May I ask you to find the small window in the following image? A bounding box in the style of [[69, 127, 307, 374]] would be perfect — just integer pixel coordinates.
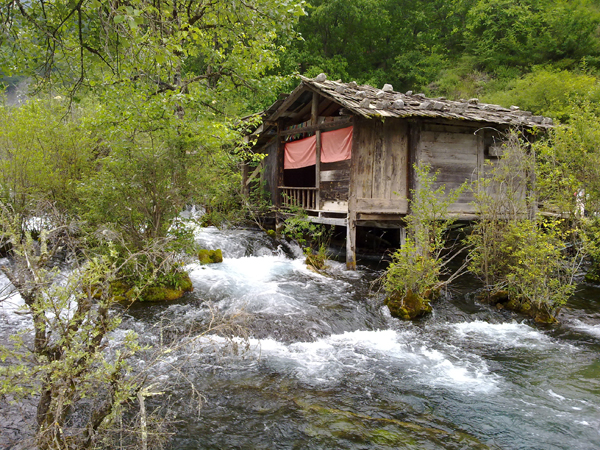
[[486, 144, 504, 159]]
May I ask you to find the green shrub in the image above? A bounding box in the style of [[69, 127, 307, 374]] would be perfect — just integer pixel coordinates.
[[383, 165, 465, 320]]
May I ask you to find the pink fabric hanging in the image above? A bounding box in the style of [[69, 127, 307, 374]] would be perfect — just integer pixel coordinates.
[[321, 126, 353, 163], [284, 135, 316, 169]]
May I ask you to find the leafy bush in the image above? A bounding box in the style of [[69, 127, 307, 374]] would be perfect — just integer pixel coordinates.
[[504, 220, 578, 318]]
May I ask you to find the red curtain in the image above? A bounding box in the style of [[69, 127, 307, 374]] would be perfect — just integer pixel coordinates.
[[322, 126, 353, 163], [284, 135, 316, 169], [283, 126, 353, 170]]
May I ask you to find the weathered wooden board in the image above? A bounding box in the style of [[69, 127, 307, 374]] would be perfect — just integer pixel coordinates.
[[321, 170, 349, 183], [383, 119, 408, 200], [321, 159, 351, 183], [417, 130, 481, 205], [422, 123, 480, 134], [320, 181, 349, 202], [322, 200, 348, 212], [350, 118, 408, 206], [352, 118, 376, 200], [355, 197, 409, 214], [372, 122, 386, 199]]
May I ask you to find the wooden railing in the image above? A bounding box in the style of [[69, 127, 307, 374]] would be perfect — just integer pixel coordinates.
[[279, 187, 317, 210]]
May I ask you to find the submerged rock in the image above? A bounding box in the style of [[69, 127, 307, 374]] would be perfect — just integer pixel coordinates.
[[198, 248, 223, 264], [385, 290, 433, 320]]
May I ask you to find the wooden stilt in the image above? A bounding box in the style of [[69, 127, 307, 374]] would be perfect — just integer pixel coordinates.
[[346, 212, 357, 270], [312, 92, 321, 211]]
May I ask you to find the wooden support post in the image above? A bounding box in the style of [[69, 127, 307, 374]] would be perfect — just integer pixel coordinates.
[[346, 212, 357, 270], [346, 116, 358, 270], [312, 91, 321, 211], [315, 131, 321, 210], [276, 119, 284, 208], [407, 120, 421, 212]]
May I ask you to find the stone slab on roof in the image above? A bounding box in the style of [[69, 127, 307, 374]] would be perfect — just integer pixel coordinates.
[[289, 75, 553, 128]]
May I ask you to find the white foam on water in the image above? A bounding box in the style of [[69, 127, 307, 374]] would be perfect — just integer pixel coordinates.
[[186, 253, 358, 317], [0, 267, 28, 331], [548, 389, 566, 401], [187, 256, 315, 314], [451, 320, 555, 348], [569, 319, 600, 338], [193, 226, 280, 259], [230, 329, 500, 393]]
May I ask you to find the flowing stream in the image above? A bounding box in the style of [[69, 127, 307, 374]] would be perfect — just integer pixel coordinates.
[[2, 226, 600, 449]]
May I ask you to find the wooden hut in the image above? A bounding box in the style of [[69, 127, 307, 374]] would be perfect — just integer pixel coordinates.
[[244, 74, 553, 269]]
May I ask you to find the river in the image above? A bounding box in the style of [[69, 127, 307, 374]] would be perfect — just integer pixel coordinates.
[[2, 225, 600, 449]]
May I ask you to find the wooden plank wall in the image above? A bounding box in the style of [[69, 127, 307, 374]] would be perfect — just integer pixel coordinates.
[[261, 139, 279, 203], [417, 124, 483, 214], [350, 118, 409, 214], [319, 159, 350, 210]]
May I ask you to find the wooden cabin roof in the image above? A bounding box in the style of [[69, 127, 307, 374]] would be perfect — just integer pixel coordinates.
[[269, 74, 554, 128], [244, 74, 553, 148]]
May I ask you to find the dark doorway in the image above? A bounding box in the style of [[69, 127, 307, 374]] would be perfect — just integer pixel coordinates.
[[284, 165, 316, 187]]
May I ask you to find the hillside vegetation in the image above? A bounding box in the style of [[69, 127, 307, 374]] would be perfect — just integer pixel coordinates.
[[276, 0, 600, 122]]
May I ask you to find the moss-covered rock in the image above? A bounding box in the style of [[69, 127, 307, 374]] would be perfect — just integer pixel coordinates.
[[137, 272, 194, 302], [480, 290, 558, 323], [139, 286, 187, 302], [94, 272, 195, 303], [385, 290, 433, 320], [305, 248, 327, 272], [198, 248, 223, 264]]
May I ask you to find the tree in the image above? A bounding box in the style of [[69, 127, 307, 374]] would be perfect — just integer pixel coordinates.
[[0, 0, 305, 100], [0, 202, 151, 449], [464, 0, 600, 72], [383, 165, 465, 320], [0, 98, 95, 214], [468, 132, 582, 322]]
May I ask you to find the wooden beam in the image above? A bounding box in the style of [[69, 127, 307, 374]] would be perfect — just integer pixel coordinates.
[[355, 198, 409, 214], [356, 213, 405, 221], [270, 84, 308, 121], [346, 116, 359, 270], [307, 216, 347, 226], [279, 117, 353, 137], [245, 160, 264, 186]]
